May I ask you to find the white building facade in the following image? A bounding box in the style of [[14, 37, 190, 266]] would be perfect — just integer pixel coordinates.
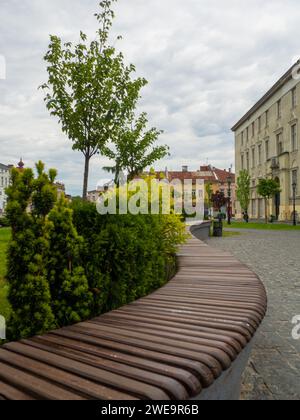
[[233, 62, 300, 221], [0, 163, 10, 214]]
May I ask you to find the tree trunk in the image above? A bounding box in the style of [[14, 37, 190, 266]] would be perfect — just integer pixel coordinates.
[[82, 155, 90, 200], [265, 198, 268, 224]]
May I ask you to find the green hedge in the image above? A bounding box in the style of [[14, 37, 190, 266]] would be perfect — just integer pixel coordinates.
[[0, 217, 10, 228], [5, 163, 187, 341], [71, 200, 183, 315]]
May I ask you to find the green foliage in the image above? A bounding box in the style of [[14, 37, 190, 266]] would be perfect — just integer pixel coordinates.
[[103, 112, 169, 182], [71, 199, 187, 315], [5, 163, 92, 340], [0, 228, 11, 320], [41, 0, 148, 199], [257, 178, 281, 223], [5, 165, 56, 339], [236, 170, 251, 213], [205, 183, 213, 208], [47, 197, 93, 326], [4, 162, 186, 341], [257, 178, 281, 199], [0, 217, 10, 228]]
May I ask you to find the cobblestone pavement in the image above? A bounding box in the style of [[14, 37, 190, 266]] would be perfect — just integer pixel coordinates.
[[207, 229, 300, 400]]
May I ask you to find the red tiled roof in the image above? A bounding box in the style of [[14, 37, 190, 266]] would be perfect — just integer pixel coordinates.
[[212, 168, 235, 183], [151, 168, 235, 184]]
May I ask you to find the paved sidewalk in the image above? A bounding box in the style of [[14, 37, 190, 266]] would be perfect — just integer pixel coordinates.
[[207, 229, 300, 400]]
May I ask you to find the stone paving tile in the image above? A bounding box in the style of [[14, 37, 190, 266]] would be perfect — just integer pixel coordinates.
[[207, 229, 300, 400]]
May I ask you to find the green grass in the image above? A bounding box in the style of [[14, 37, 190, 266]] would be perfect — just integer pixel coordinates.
[[223, 230, 242, 237], [0, 228, 11, 319], [224, 221, 300, 231]]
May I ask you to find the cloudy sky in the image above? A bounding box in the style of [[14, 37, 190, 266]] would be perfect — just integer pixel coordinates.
[[0, 0, 299, 195]]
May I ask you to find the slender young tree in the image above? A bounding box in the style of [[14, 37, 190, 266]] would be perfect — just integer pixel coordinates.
[[205, 183, 213, 216], [103, 112, 169, 182], [236, 170, 251, 216], [41, 0, 146, 199], [257, 178, 281, 223]]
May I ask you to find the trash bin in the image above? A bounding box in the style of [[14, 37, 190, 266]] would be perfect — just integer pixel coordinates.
[[213, 219, 223, 237]]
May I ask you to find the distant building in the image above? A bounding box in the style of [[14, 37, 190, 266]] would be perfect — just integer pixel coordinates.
[[87, 190, 101, 203], [54, 182, 66, 198], [87, 186, 108, 203], [233, 61, 300, 221], [145, 165, 236, 215], [0, 163, 11, 214]]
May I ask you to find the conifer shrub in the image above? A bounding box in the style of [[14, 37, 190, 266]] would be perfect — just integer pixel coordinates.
[[5, 166, 56, 339], [71, 201, 187, 315], [47, 197, 93, 325], [5, 162, 92, 340], [5, 163, 187, 340]]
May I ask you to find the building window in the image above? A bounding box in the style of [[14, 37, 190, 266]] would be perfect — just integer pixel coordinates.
[[277, 100, 282, 119], [265, 139, 269, 160], [241, 131, 244, 146], [246, 127, 249, 142], [252, 122, 255, 137], [265, 110, 269, 127], [291, 124, 297, 151], [258, 116, 261, 132], [277, 133, 283, 155], [241, 154, 244, 170], [252, 148, 255, 168], [292, 87, 297, 109], [258, 144, 262, 165], [246, 152, 249, 171]]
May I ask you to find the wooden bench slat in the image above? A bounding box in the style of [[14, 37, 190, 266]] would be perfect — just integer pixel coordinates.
[[0, 347, 136, 400], [3, 342, 170, 400], [29, 334, 202, 397], [0, 232, 267, 400]]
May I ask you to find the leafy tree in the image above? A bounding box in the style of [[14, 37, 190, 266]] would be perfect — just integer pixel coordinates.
[[236, 170, 251, 215], [211, 191, 227, 212], [257, 178, 281, 223], [205, 183, 213, 214], [41, 0, 146, 199], [103, 112, 169, 182]]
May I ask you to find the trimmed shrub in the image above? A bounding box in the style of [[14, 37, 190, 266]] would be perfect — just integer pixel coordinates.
[[5, 163, 187, 341], [0, 217, 10, 227], [71, 200, 187, 315], [5, 163, 93, 340], [5, 166, 56, 339], [47, 197, 93, 326]]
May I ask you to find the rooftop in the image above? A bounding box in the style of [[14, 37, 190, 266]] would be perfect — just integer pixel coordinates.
[[152, 166, 235, 183], [0, 163, 10, 171]]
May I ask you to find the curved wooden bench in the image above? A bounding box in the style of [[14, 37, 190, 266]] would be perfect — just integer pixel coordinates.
[[0, 233, 267, 400]]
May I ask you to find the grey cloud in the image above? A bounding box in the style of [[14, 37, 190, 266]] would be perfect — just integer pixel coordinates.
[[1, 0, 300, 194]]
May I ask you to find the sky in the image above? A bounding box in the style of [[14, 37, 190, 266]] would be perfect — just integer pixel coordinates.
[[0, 0, 300, 196]]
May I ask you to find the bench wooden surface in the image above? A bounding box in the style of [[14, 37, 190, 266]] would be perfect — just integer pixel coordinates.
[[0, 235, 267, 400]]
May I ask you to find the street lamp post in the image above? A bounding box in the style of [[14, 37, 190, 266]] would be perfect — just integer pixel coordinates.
[[227, 175, 232, 225], [292, 181, 297, 226]]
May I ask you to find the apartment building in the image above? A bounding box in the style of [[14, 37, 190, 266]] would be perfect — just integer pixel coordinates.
[[233, 61, 300, 221], [151, 165, 236, 215]]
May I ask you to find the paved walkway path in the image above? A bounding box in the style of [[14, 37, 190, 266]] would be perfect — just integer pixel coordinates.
[[207, 229, 300, 400]]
